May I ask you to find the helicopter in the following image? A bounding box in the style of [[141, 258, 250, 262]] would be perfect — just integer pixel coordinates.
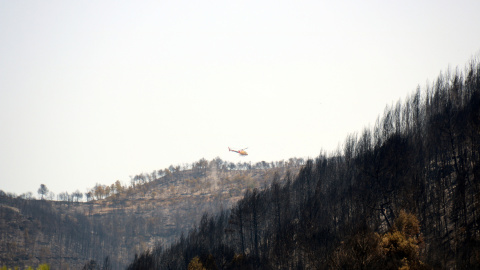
[[229, 147, 248, 156]]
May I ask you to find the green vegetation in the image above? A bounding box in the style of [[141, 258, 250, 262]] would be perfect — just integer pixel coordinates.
[[331, 210, 428, 269], [187, 257, 206, 270], [1, 264, 49, 270]]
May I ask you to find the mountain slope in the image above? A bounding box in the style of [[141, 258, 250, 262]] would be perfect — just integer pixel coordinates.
[[0, 159, 300, 269], [127, 59, 480, 269]]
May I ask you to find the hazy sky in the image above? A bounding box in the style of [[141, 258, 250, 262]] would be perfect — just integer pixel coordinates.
[[1, 0, 480, 196]]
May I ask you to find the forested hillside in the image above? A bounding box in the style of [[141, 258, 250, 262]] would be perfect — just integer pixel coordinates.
[[1, 159, 301, 269], [127, 59, 480, 269]]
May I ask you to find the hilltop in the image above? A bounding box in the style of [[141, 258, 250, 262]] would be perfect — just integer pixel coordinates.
[[0, 158, 303, 269]]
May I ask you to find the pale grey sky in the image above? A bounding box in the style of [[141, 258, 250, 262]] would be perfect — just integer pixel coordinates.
[[1, 0, 480, 196]]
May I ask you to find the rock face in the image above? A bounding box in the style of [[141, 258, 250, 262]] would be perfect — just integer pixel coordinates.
[[0, 161, 300, 269]]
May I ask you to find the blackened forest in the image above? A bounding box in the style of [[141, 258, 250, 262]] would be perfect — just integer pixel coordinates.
[[128, 58, 480, 269]]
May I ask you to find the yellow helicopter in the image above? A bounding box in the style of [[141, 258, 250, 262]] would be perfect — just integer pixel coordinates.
[[228, 147, 248, 156]]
